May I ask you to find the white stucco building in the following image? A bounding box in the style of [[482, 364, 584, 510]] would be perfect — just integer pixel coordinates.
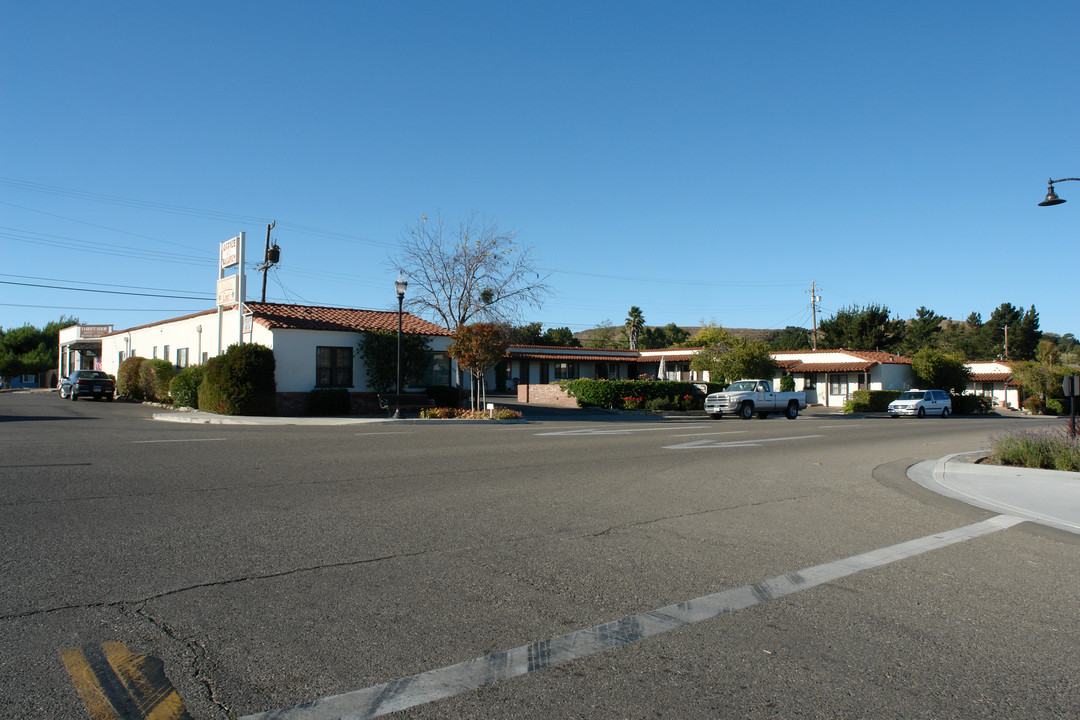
[[99, 302, 454, 413]]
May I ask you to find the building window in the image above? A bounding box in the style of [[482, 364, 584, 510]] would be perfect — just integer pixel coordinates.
[[316, 346, 353, 388], [163, 345, 170, 364], [202, 352, 208, 363], [118, 351, 125, 365], [152, 346, 158, 359], [176, 348, 189, 368], [804, 374, 816, 389], [829, 374, 849, 397], [554, 361, 576, 380], [420, 351, 450, 387]]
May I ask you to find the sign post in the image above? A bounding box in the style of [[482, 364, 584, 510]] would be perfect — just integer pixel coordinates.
[[1063, 375, 1079, 439], [217, 233, 246, 354]]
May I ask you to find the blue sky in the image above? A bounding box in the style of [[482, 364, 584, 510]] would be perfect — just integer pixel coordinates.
[[3, 2, 1079, 338]]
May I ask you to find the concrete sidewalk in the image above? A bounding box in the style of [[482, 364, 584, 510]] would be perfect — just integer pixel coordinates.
[[908, 453, 1080, 535]]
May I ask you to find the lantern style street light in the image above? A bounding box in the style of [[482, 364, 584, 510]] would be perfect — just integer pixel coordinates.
[[393, 273, 408, 419], [1038, 177, 1080, 206], [1038, 177, 1080, 437]]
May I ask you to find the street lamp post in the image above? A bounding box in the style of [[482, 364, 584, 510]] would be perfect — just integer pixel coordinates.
[[394, 273, 408, 419], [1037, 177, 1078, 437]]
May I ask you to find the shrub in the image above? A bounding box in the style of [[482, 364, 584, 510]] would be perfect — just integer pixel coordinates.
[[307, 387, 351, 416], [117, 356, 146, 400], [1044, 398, 1064, 416], [844, 389, 901, 414], [779, 374, 795, 392], [644, 397, 669, 411], [419, 406, 522, 420], [950, 394, 993, 415], [562, 379, 703, 410], [198, 343, 277, 416], [1023, 396, 1045, 415], [170, 365, 205, 409], [989, 427, 1080, 471], [140, 359, 176, 403]]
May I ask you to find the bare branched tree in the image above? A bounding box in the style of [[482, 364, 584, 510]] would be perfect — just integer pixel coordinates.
[[392, 213, 551, 332]]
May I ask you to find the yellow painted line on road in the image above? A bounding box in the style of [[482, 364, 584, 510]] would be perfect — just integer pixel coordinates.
[[61, 642, 192, 720]]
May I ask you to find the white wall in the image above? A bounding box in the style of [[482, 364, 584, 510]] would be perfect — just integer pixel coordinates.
[[102, 309, 224, 377], [102, 309, 455, 394]]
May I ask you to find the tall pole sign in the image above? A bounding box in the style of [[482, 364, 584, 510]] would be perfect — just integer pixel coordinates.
[[1063, 375, 1079, 439], [217, 233, 246, 354]]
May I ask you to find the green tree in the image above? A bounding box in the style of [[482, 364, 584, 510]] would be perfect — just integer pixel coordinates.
[[541, 327, 580, 347], [910, 348, 971, 394], [900, 306, 944, 356], [980, 303, 1023, 360], [624, 306, 645, 350], [768, 326, 811, 351], [0, 316, 78, 380], [505, 322, 543, 346], [818, 304, 902, 351], [448, 322, 509, 410], [1012, 305, 1042, 360], [357, 330, 433, 393], [688, 323, 776, 385], [641, 323, 690, 349], [1011, 360, 1069, 407], [583, 320, 620, 349]]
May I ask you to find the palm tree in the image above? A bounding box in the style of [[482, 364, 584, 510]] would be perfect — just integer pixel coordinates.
[[625, 306, 645, 350]]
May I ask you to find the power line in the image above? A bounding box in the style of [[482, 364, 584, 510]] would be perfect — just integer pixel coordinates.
[[0, 279, 212, 301]]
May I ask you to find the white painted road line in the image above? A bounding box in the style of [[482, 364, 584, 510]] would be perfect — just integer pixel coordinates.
[[664, 434, 825, 450], [239, 515, 1022, 720], [130, 438, 228, 444], [535, 425, 709, 437]]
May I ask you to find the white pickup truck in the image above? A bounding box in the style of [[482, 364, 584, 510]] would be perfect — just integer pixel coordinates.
[[703, 379, 807, 420]]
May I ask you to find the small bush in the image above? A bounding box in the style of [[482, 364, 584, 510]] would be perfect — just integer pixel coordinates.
[[419, 406, 522, 420], [1023, 396, 1045, 415], [989, 427, 1080, 471], [844, 389, 901, 414], [951, 394, 994, 415], [170, 365, 205, 409], [644, 397, 669, 411], [117, 356, 146, 400], [198, 343, 276, 416], [140, 359, 176, 403], [307, 388, 351, 416], [779, 374, 795, 392], [1044, 398, 1064, 416]]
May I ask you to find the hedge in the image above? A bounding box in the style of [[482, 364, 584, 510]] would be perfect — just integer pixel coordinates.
[[560, 379, 719, 410], [140, 359, 176, 403], [170, 365, 205, 409], [117, 356, 146, 400], [843, 389, 901, 414], [198, 343, 277, 416]]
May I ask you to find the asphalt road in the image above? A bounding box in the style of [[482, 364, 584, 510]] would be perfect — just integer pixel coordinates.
[[2, 390, 1077, 719]]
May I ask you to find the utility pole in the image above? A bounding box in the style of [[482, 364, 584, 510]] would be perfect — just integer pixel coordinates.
[[258, 221, 279, 303], [807, 281, 821, 350]]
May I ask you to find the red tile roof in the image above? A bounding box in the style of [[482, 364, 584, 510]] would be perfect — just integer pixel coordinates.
[[245, 302, 452, 336], [786, 361, 874, 373], [969, 373, 1012, 382]]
